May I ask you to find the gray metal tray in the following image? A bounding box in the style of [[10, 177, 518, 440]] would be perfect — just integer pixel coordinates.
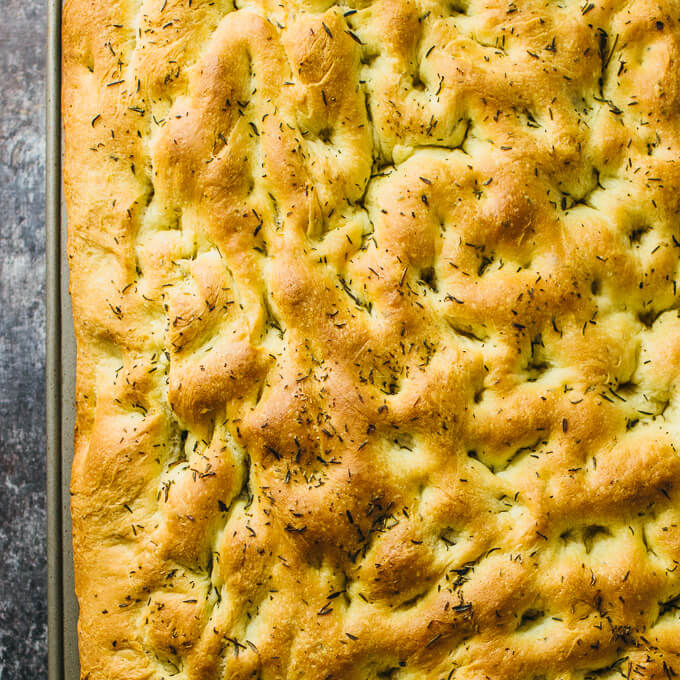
[[46, 0, 80, 676]]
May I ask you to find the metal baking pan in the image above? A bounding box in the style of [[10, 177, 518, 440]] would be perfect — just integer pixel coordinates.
[[46, 0, 80, 676]]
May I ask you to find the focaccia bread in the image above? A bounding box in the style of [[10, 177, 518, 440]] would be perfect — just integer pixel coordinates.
[[63, 0, 680, 677]]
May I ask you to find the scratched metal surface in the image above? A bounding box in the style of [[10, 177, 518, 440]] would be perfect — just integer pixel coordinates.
[[0, 0, 48, 677]]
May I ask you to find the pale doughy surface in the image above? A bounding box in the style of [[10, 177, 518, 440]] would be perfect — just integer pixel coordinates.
[[63, 0, 680, 677]]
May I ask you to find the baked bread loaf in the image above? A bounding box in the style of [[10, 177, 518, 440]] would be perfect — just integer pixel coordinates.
[[63, 0, 680, 677]]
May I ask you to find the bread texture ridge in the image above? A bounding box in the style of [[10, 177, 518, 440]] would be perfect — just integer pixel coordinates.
[[63, 0, 680, 677]]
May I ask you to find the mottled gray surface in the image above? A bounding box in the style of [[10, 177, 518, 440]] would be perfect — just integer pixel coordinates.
[[0, 0, 48, 677]]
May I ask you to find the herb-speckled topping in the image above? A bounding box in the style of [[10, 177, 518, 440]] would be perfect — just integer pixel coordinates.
[[63, 0, 680, 677]]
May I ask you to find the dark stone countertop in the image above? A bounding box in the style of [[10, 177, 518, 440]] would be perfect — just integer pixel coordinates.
[[0, 0, 49, 677]]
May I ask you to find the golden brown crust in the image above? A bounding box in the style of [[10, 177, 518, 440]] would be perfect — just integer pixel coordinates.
[[63, 0, 680, 677]]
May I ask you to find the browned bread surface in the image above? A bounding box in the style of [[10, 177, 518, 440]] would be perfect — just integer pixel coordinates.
[[63, 0, 680, 677]]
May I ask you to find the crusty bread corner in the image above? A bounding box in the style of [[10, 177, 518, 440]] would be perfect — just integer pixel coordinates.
[[63, 0, 680, 677]]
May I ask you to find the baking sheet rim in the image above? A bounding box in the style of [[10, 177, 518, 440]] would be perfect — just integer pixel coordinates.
[[46, 0, 80, 675]]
